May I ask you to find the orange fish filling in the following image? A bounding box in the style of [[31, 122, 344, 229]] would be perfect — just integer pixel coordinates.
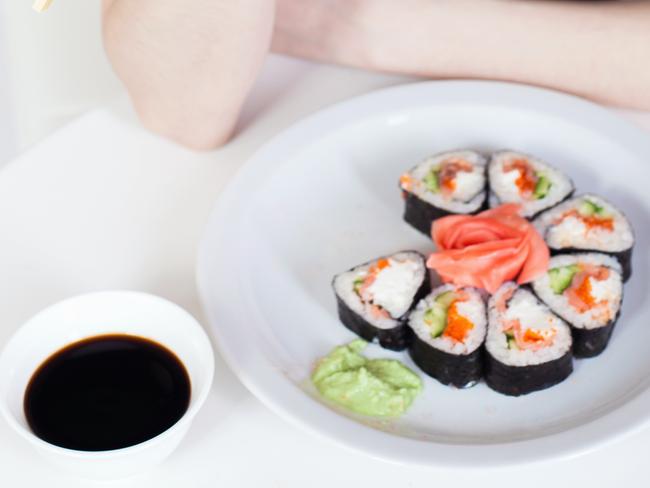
[[438, 159, 472, 196], [580, 214, 614, 231], [504, 159, 537, 196], [441, 177, 456, 193], [359, 258, 393, 314], [399, 173, 414, 191], [443, 302, 474, 342], [504, 319, 556, 350], [367, 258, 390, 276], [575, 275, 595, 308], [559, 210, 614, 232], [519, 327, 556, 350], [523, 328, 545, 343], [566, 266, 610, 313]]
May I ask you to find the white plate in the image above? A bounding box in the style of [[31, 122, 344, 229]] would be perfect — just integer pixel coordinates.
[[197, 80, 650, 467]]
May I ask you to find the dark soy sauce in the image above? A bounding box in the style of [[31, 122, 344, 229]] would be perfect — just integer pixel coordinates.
[[24, 334, 191, 451]]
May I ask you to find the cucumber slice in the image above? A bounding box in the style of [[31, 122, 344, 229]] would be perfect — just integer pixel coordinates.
[[533, 174, 552, 199], [353, 277, 364, 294], [578, 200, 597, 216], [578, 199, 606, 217], [548, 264, 580, 294], [435, 291, 457, 308], [423, 307, 447, 338], [423, 291, 458, 338], [423, 168, 440, 193], [504, 331, 518, 350]]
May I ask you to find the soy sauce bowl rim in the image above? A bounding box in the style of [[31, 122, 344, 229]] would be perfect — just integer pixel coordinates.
[[0, 290, 215, 458]]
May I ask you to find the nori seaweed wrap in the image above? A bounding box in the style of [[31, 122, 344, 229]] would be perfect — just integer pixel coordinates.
[[400, 150, 487, 236], [487, 150, 574, 219], [332, 251, 429, 351], [408, 285, 486, 388], [532, 253, 624, 358], [533, 194, 634, 282], [485, 282, 573, 396]]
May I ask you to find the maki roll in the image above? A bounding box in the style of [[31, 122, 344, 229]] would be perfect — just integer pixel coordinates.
[[485, 282, 573, 396], [488, 150, 574, 218], [400, 150, 487, 236], [533, 194, 634, 281], [532, 253, 623, 358], [332, 251, 429, 351], [408, 285, 486, 388]]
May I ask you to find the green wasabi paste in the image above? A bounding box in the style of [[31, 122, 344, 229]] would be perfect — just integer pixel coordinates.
[[311, 340, 422, 418]]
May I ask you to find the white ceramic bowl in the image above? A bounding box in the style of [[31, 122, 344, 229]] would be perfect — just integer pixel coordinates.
[[0, 291, 214, 479]]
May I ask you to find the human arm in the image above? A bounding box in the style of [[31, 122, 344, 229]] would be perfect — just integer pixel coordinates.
[[102, 0, 274, 150], [273, 0, 650, 110]]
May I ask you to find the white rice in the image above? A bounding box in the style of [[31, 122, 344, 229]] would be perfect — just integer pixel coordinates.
[[488, 150, 574, 217], [408, 284, 486, 355], [402, 150, 487, 213], [532, 253, 623, 330], [534, 194, 634, 252], [333, 251, 426, 329], [486, 283, 572, 366]]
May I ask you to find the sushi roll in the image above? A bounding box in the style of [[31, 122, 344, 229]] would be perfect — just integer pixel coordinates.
[[487, 150, 574, 218], [332, 251, 429, 351], [400, 150, 487, 236], [408, 285, 486, 388], [533, 194, 634, 282], [532, 253, 623, 358], [485, 282, 573, 396]]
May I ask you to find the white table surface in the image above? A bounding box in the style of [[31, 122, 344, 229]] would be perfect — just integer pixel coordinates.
[[1, 55, 650, 487]]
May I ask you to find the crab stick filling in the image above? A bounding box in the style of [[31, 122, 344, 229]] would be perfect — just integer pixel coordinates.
[[553, 199, 615, 237], [501, 290, 558, 351], [400, 157, 483, 201], [556, 210, 614, 232], [564, 265, 609, 311], [503, 159, 537, 198]]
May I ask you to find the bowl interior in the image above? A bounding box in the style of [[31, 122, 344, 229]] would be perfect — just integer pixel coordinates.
[[0, 291, 214, 442]]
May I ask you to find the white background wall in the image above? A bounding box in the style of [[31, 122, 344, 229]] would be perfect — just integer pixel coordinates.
[[0, 3, 16, 164], [0, 0, 121, 163]]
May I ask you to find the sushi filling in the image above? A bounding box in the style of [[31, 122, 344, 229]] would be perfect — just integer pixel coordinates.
[[334, 252, 426, 329], [409, 285, 486, 355], [535, 194, 634, 252], [500, 158, 550, 200], [533, 254, 622, 329], [400, 150, 486, 212], [487, 283, 572, 366], [488, 151, 573, 217]]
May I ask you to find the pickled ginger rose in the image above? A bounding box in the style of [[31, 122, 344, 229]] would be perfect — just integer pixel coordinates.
[[426, 204, 549, 293]]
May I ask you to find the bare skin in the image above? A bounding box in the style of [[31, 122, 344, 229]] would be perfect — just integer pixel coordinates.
[[103, 0, 650, 150], [102, 0, 275, 149]]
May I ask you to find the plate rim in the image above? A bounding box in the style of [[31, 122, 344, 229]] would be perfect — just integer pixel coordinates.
[[197, 79, 650, 467]]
